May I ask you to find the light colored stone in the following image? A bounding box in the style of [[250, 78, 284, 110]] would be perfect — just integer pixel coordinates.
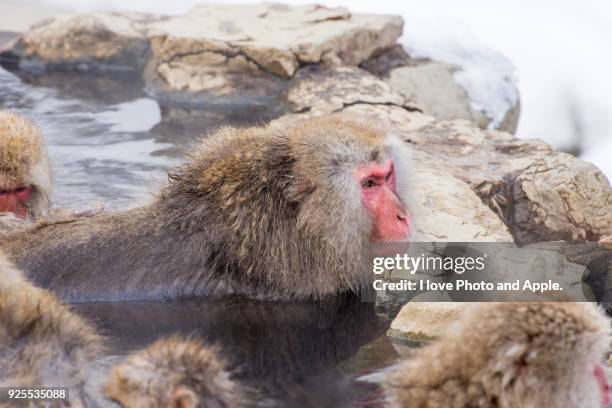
[[403, 119, 612, 244], [387, 62, 489, 127], [287, 65, 419, 115], [3, 4, 402, 106], [361, 47, 520, 133], [600, 235, 612, 251], [408, 155, 513, 242], [7, 12, 159, 71], [147, 4, 402, 79], [274, 66, 610, 244], [388, 294, 465, 342], [143, 3, 402, 104], [275, 67, 612, 244]]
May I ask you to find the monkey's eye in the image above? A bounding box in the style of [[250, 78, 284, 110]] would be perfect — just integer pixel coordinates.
[[362, 179, 378, 188]]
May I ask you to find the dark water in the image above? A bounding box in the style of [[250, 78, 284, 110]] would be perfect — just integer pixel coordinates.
[[0, 66, 403, 405], [75, 295, 396, 406]]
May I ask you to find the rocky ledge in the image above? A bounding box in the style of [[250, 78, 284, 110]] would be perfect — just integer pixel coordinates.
[[1, 3, 520, 130], [1, 4, 401, 110], [274, 63, 611, 245]]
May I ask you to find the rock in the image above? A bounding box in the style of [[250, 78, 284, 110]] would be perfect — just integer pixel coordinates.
[[359, 45, 415, 76], [387, 293, 464, 342], [441, 241, 610, 302], [144, 3, 402, 106], [274, 65, 610, 244], [339, 336, 400, 375], [147, 4, 402, 79], [3, 12, 160, 72], [387, 63, 490, 127], [532, 241, 611, 303], [287, 65, 420, 115], [361, 46, 520, 134], [2, 4, 403, 107], [408, 155, 513, 242], [600, 235, 612, 252], [403, 120, 612, 244]]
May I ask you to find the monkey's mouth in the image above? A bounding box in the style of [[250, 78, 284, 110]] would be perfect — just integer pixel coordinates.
[[0, 186, 33, 218]]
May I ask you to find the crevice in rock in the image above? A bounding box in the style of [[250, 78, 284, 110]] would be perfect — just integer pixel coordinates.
[[161, 46, 289, 79], [331, 100, 422, 114]]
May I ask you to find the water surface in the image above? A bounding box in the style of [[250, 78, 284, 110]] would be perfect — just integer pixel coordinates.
[[0, 66, 279, 209], [0, 65, 404, 406]]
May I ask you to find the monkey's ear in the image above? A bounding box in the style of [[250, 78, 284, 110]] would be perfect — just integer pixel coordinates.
[[170, 386, 199, 408], [286, 180, 316, 203]]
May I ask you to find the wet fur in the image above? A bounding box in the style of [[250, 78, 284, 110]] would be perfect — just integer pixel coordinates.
[[0, 251, 245, 407], [385, 302, 611, 408], [0, 251, 103, 404], [2, 115, 407, 302], [106, 336, 244, 408]]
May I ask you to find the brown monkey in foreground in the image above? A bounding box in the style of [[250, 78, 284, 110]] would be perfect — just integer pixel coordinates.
[[0, 250, 103, 403], [106, 336, 244, 408], [0, 111, 52, 220], [384, 302, 612, 408], [3, 115, 412, 302], [0, 251, 244, 407]]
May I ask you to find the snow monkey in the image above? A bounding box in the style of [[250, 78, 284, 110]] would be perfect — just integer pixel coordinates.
[[0, 250, 103, 405], [106, 336, 244, 408], [3, 114, 412, 302], [384, 302, 612, 408], [0, 251, 244, 407], [0, 111, 52, 220]]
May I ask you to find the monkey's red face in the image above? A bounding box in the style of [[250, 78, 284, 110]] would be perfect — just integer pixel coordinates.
[[594, 363, 612, 407], [0, 186, 32, 218], [355, 159, 412, 242]]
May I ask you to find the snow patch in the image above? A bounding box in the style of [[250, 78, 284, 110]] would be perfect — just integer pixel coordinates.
[[400, 15, 519, 130]]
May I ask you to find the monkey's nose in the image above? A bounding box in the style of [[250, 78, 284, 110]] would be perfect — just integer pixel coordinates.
[[397, 214, 407, 221]]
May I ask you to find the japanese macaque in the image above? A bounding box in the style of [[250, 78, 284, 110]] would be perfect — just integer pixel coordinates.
[[75, 293, 385, 402], [106, 336, 244, 408], [0, 111, 52, 220], [3, 114, 412, 302], [0, 251, 244, 407], [0, 250, 103, 404], [384, 302, 612, 408]]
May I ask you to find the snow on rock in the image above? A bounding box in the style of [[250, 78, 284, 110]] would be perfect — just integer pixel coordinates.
[[400, 15, 519, 131]]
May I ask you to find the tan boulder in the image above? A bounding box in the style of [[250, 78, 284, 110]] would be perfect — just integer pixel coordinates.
[[388, 293, 465, 342], [6, 12, 159, 71]]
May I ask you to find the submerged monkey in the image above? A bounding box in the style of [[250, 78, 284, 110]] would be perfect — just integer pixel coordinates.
[[106, 336, 244, 408], [0, 250, 244, 407], [0, 250, 103, 403], [384, 302, 612, 408], [0, 111, 52, 220], [3, 115, 413, 302]]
